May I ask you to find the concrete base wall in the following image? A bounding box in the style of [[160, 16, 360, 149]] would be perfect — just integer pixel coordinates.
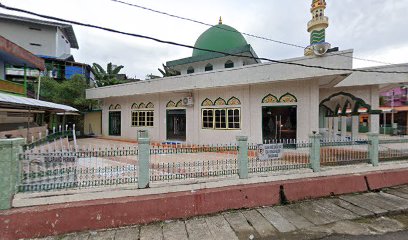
[[2, 168, 408, 240]]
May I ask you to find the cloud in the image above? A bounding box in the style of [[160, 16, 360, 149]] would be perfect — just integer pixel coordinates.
[[1, 0, 407, 77]]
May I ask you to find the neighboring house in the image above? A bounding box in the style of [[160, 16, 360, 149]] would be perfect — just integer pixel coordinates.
[[380, 86, 408, 134], [85, 1, 408, 144], [0, 13, 94, 83], [0, 35, 77, 141]]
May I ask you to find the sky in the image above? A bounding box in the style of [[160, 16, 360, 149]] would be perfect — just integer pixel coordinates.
[[1, 0, 407, 79]]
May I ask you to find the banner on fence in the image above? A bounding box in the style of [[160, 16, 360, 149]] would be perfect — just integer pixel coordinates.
[[257, 143, 284, 160]]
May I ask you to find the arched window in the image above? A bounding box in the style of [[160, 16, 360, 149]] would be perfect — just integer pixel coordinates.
[[227, 97, 241, 105], [279, 93, 297, 103], [131, 103, 139, 109], [262, 94, 278, 104], [187, 66, 194, 74], [201, 98, 214, 107], [146, 102, 154, 109], [176, 100, 183, 107], [166, 101, 176, 108], [205, 63, 213, 72], [214, 97, 227, 106], [224, 60, 234, 69]]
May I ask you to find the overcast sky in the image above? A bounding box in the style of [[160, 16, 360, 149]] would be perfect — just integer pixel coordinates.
[[1, 0, 407, 79]]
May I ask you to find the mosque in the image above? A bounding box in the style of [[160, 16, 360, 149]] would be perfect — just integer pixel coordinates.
[[86, 0, 408, 144]]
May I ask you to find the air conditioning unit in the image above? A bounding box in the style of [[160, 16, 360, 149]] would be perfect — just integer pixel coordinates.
[[182, 97, 194, 106]]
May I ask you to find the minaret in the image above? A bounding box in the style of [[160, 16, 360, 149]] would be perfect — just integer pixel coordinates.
[[304, 0, 331, 56]]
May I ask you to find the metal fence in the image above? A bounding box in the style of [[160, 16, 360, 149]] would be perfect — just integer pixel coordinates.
[[149, 144, 238, 182], [16, 134, 408, 193], [19, 146, 139, 192], [320, 138, 370, 166], [379, 137, 408, 162], [248, 140, 311, 173]]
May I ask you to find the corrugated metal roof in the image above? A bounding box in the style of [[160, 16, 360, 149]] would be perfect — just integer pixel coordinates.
[[0, 13, 79, 49], [0, 92, 78, 112]]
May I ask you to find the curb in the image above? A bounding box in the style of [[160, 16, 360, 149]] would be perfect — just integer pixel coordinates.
[[1, 168, 408, 239]]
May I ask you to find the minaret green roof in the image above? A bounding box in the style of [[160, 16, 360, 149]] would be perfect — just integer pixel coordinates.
[[192, 23, 248, 57]]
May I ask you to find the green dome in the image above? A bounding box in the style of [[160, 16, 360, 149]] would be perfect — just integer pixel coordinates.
[[192, 24, 248, 57]]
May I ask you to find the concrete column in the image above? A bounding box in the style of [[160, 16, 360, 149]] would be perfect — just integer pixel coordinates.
[[367, 133, 379, 167], [0, 138, 24, 210], [327, 117, 333, 139], [351, 115, 359, 140], [138, 137, 150, 189], [324, 117, 329, 129], [333, 116, 339, 139], [236, 136, 248, 179], [309, 133, 322, 172], [340, 115, 347, 138], [369, 113, 380, 134]]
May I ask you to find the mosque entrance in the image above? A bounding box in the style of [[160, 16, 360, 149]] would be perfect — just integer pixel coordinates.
[[166, 109, 186, 141], [262, 106, 297, 142], [108, 111, 121, 136]]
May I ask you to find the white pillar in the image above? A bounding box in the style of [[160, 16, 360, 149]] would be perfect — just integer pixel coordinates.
[[369, 113, 380, 134], [341, 115, 347, 138], [351, 115, 359, 140], [383, 112, 387, 135], [327, 117, 333, 138], [333, 116, 339, 139]]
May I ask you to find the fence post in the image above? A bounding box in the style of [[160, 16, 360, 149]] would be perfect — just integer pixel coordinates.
[[138, 137, 150, 189], [309, 133, 321, 172], [236, 136, 248, 179], [367, 133, 379, 167], [0, 138, 24, 210]]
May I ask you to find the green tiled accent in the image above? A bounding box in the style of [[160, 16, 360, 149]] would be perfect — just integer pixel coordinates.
[[310, 29, 326, 44], [138, 137, 150, 189], [0, 138, 24, 210], [310, 134, 322, 172], [368, 133, 379, 167], [236, 136, 248, 179]]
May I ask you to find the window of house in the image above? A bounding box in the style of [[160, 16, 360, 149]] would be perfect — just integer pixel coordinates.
[[225, 60, 234, 69], [205, 63, 213, 72], [131, 110, 154, 127], [187, 67, 195, 74], [202, 109, 214, 128], [202, 108, 240, 130]]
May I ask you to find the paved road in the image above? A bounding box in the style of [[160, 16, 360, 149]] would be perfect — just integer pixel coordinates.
[[33, 185, 408, 240]]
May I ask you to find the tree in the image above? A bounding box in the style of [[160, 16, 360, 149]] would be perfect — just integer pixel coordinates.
[[92, 62, 125, 87], [158, 64, 180, 77], [39, 75, 97, 111]]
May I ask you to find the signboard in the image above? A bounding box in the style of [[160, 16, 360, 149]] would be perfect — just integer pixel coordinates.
[[257, 143, 284, 161]]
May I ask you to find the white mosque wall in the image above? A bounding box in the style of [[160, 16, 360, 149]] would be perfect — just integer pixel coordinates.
[[87, 50, 354, 100], [100, 79, 320, 144], [173, 55, 246, 75]]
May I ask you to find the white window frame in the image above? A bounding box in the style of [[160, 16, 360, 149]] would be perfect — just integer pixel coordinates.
[[201, 107, 241, 130], [131, 110, 154, 127]]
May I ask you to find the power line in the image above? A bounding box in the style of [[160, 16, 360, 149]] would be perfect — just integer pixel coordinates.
[[0, 3, 407, 74], [110, 0, 395, 65], [111, 0, 305, 49]]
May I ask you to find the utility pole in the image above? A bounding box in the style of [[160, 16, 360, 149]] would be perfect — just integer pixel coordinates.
[[36, 75, 41, 100]]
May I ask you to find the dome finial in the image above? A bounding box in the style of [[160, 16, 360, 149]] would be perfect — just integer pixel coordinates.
[[219, 16, 222, 24]]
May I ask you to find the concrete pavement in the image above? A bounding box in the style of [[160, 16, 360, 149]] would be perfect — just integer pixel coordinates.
[[30, 185, 408, 240]]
